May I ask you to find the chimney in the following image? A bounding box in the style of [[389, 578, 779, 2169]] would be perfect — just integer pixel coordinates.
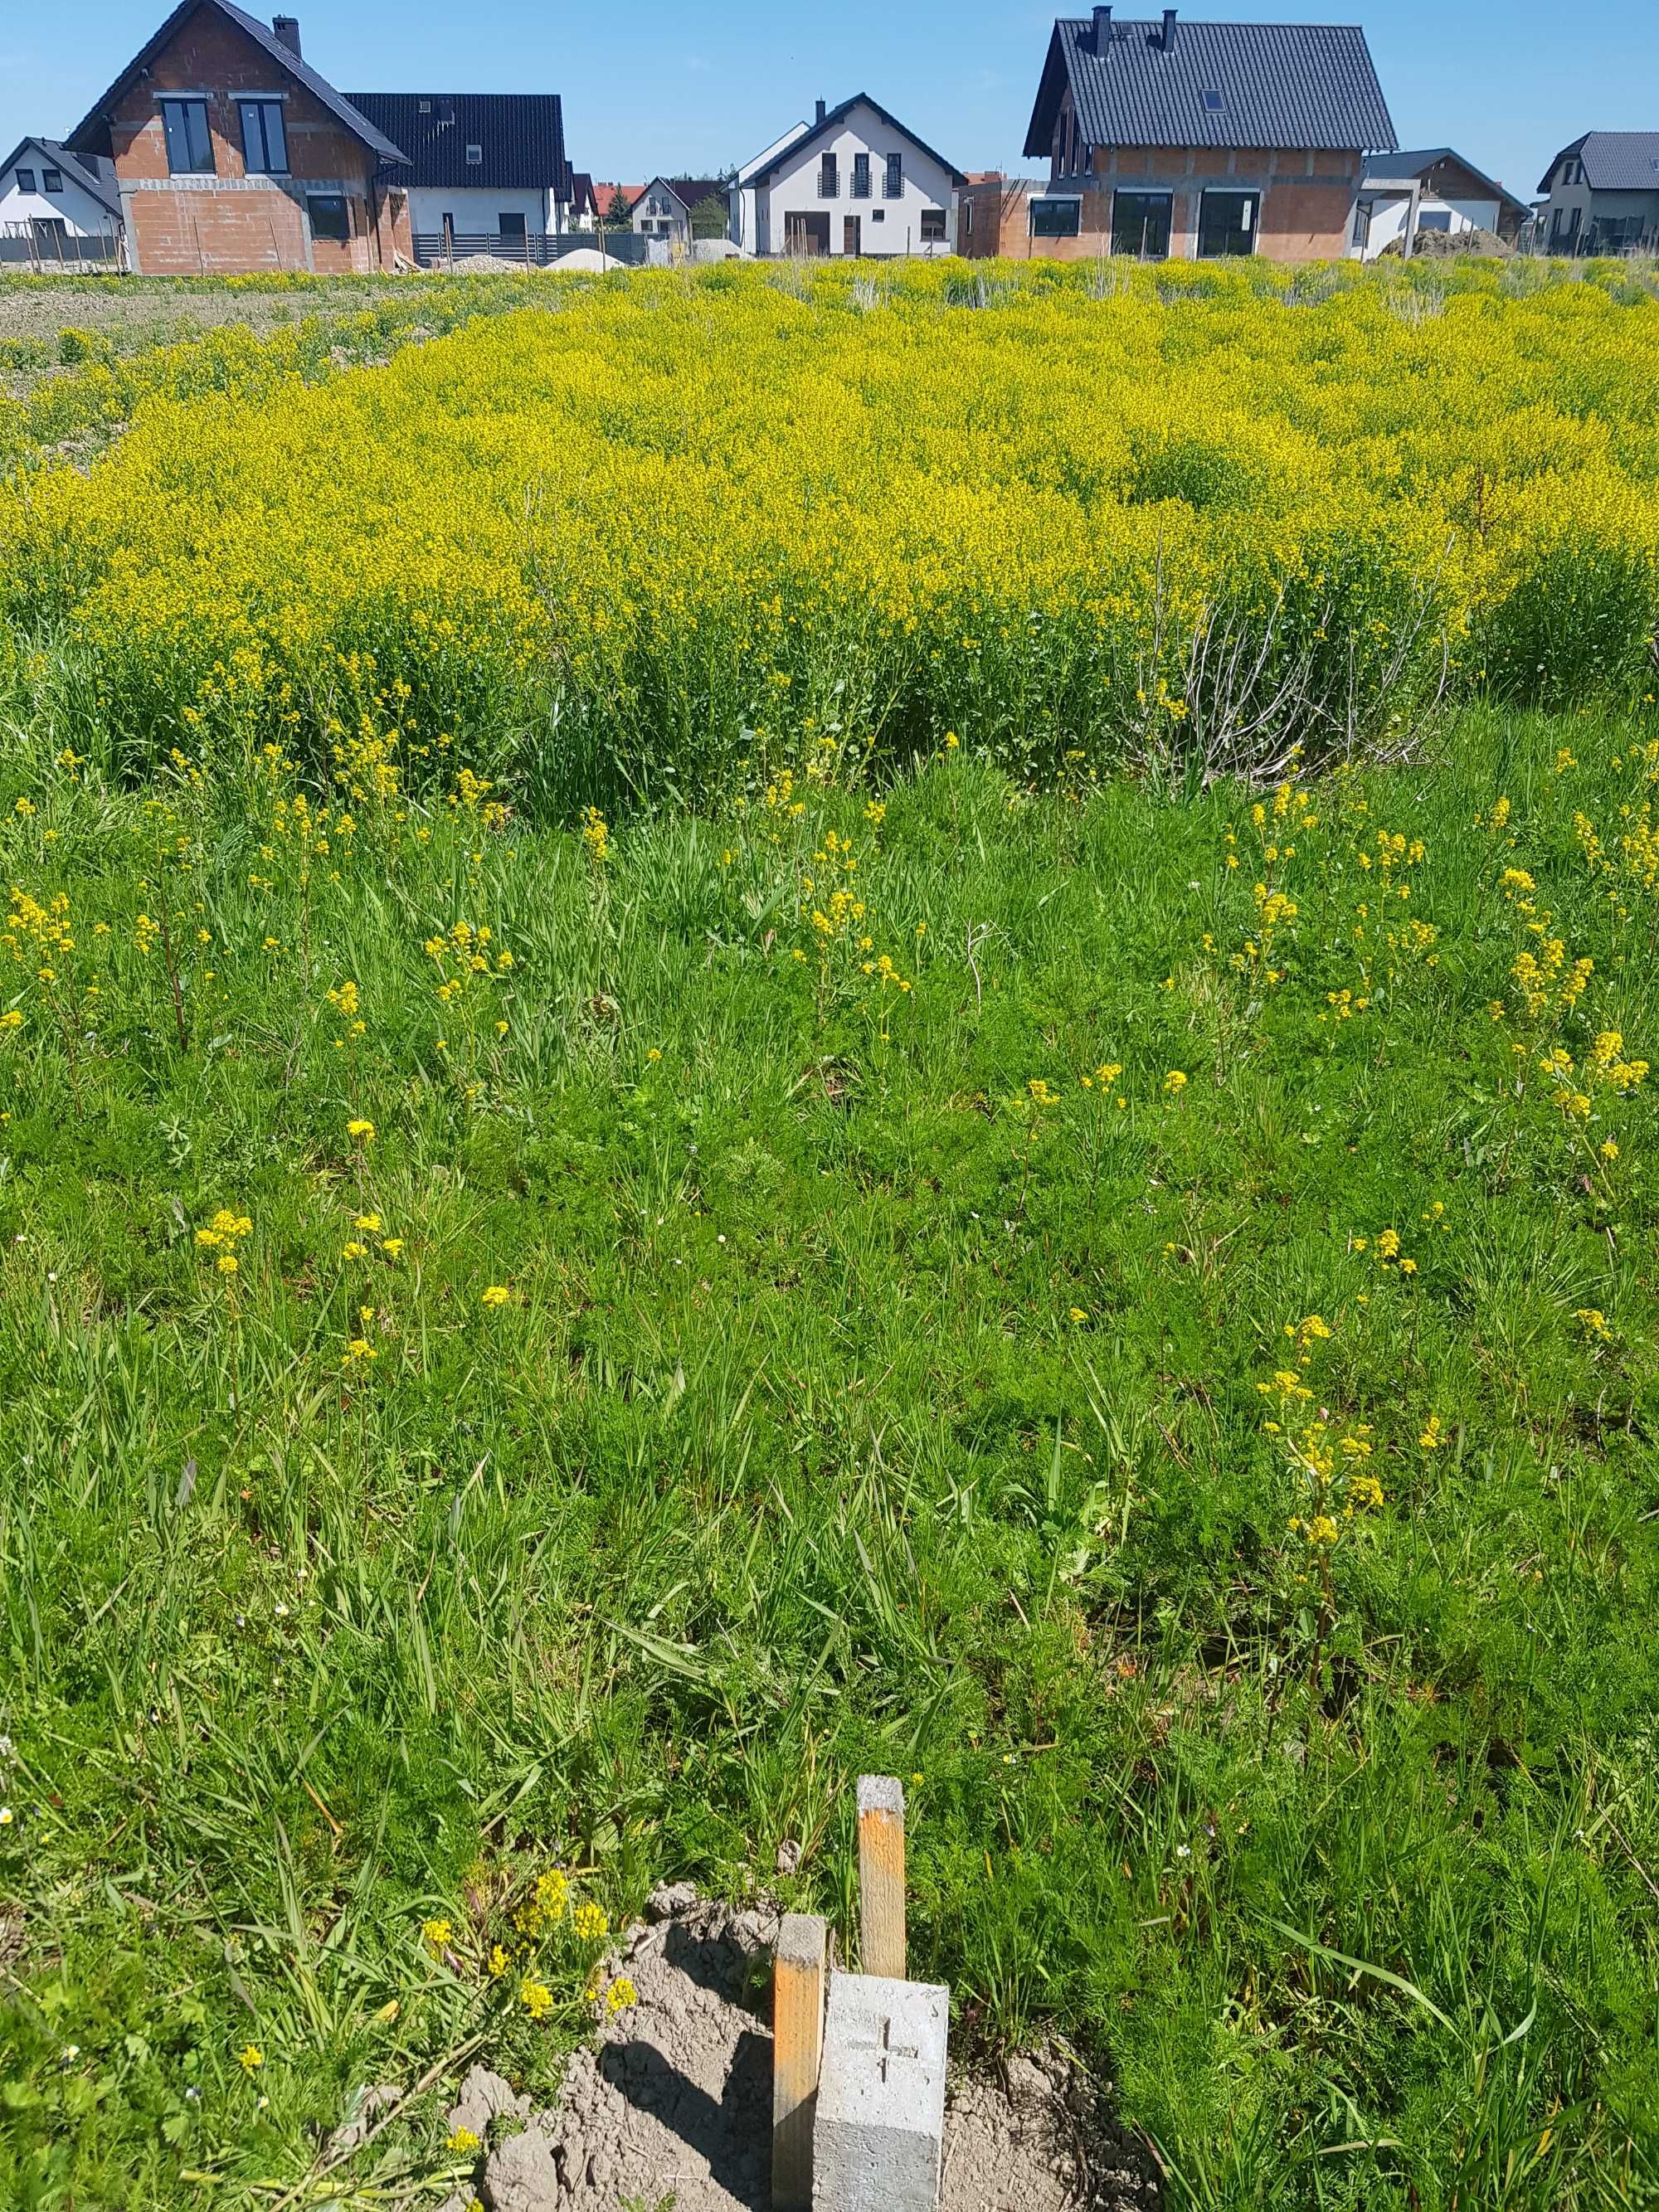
[[271, 14, 301, 55], [815, 97, 826, 124], [1160, 7, 1177, 49], [1092, 6, 1111, 52]]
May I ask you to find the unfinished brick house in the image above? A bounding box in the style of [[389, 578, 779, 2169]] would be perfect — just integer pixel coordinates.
[[961, 8, 1395, 263], [64, 0, 413, 275]]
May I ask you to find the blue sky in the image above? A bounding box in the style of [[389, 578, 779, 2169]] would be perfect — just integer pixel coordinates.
[[2, 1, 1652, 205]]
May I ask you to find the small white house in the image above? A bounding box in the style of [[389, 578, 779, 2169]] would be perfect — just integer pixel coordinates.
[[631, 177, 727, 249], [730, 95, 966, 258], [0, 137, 123, 260], [1355, 148, 1530, 257]]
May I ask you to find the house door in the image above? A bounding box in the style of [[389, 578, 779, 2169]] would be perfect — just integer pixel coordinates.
[[1197, 190, 1257, 256], [785, 211, 831, 255], [844, 214, 861, 256]]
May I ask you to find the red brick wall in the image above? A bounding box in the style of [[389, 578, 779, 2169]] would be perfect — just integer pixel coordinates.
[[961, 151, 1360, 264], [105, 2, 390, 274], [1257, 157, 1360, 261]]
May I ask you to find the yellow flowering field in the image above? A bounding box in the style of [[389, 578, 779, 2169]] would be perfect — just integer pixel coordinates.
[[0, 266, 1657, 2209], [2, 258, 1657, 805]]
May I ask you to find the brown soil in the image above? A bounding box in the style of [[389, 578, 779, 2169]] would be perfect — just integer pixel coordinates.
[[439, 1886, 1158, 2211]]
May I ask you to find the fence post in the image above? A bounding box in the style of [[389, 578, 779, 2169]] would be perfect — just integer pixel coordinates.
[[772, 1912, 827, 2211], [858, 1775, 906, 1980]]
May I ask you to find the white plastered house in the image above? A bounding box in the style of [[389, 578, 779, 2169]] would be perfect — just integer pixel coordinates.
[[730, 95, 965, 258], [1354, 147, 1530, 257], [0, 138, 124, 260]]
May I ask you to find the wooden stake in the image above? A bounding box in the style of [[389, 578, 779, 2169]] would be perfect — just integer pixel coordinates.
[[771, 1911, 827, 2212], [858, 1774, 907, 1980]]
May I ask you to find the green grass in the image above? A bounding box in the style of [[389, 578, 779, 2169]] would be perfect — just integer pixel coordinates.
[[0, 696, 1655, 2209]]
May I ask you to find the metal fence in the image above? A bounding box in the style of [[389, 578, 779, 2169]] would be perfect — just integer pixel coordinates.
[[411, 230, 649, 269], [0, 224, 124, 272]]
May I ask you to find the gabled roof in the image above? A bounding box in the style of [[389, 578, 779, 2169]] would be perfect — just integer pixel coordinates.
[[0, 136, 123, 217], [64, 0, 407, 165], [1363, 146, 1530, 216], [347, 93, 567, 192], [1538, 131, 1659, 195], [1024, 15, 1396, 157], [741, 95, 967, 189], [569, 171, 596, 215], [637, 175, 727, 214]]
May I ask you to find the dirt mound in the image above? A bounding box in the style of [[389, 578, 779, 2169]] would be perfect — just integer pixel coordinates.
[[442, 1887, 1155, 2211]]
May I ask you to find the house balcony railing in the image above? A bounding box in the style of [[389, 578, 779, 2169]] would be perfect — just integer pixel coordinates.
[[816, 172, 839, 198]]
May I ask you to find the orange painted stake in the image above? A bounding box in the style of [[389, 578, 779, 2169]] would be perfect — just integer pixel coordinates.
[[858, 1774, 907, 1981], [772, 1911, 827, 2210]]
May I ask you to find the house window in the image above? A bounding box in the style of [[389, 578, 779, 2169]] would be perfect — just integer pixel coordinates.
[[961, 198, 972, 239], [820, 152, 838, 198], [307, 192, 350, 242], [871, 207, 885, 222], [465, 143, 483, 167], [1351, 197, 1372, 246], [41, 168, 64, 194], [852, 152, 871, 198], [1112, 189, 1170, 255], [920, 207, 946, 242], [1203, 90, 1224, 112], [884, 151, 902, 198], [239, 100, 289, 175], [498, 211, 527, 239], [1030, 196, 1082, 238], [1416, 209, 1452, 234], [161, 98, 214, 175], [1197, 188, 1256, 255], [15, 168, 36, 193]]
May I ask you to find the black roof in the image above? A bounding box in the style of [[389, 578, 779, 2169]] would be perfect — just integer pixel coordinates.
[[1538, 131, 1659, 195], [741, 95, 967, 189], [637, 176, 727, 212], [1024, 14, 1396, 157], [1362, 146, 1530, 216], [64, 0, 407, 166], [0, 136, 123, 216], [346, 93, 568, 193]]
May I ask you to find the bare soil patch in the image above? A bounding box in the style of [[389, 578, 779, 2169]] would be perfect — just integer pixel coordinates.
[[440, 1887, 1157, 2211]]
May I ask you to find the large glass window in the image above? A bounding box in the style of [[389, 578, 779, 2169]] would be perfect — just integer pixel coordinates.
[[884, 152, 902, 198], [852, 153, 871, 199], [1112, 190, 1171, 256], [162, 98, 214, 175], [15, 168, 36, 193], [1030, 197, 1082, 239], [1197, 189, 1256, 255], [239, 100, 288, 174]]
